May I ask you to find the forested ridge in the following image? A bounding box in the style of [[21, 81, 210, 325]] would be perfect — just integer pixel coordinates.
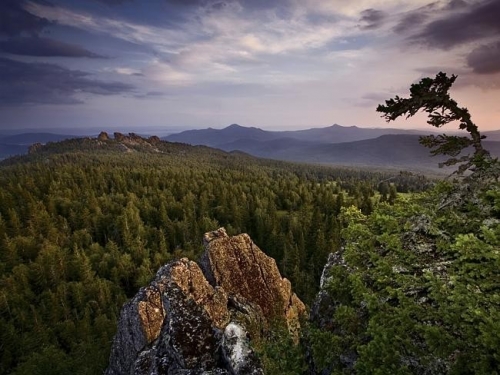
[[0, 135, 430, 374]]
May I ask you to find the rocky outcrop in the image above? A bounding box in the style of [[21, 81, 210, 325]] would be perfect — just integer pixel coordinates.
[[311, 251, 351, 330], [200, 228, 306, 339], [148, 136, 161, 145], [110, 132, 161, 151], [106, 228, 306, 375], [113, 132, 125, 142], [98, 131, 110, 141], [309, 251, 360, 374], [28, 142, 43, 154]]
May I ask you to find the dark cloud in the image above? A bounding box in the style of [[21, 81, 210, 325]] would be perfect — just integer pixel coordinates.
[[0, 0, 53, 37], [467, 41, 500, 74], [445, 0, 468, 10], [359, 9, 386, 30], [0, 57, 134, 106], [393, 12, 428, 33], [0, 37, 105, 58], [393, 2, 441, 34], [414, 0, 500, 49]]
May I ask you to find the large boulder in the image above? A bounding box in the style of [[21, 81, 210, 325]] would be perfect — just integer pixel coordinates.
[[106, 228, 306, 375]]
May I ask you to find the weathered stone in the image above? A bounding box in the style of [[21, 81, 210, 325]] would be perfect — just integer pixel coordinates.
[[166, 258, 230, 329], [200, 229, 307, 337], [138, 288, 165, 343], [98, 131, 109, 141], [114, 132, 125, 142], [107, 229, 304, 375], [155, 284, 219, 372], [106, 268, 169, 375], [310, 251, 347, 329], [148, 136, 161, 144]]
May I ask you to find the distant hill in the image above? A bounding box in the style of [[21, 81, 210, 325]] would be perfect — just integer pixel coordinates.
[[163, 123, 427, 146], [0, 133, 79, 159], [483, 130, 500, 142], [164, 124, 272, 147], [216, 134, 500, 174], [276, 124, 426, 143]]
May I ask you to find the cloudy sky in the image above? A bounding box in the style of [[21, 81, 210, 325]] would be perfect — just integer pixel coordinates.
[[1, 0, 499, 132]]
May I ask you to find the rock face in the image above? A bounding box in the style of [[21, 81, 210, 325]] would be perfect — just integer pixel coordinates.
[[98, 131, 109, 141], [310, 251, 360, 374], [106, 228, 306, 375], [200, 228, 306, 339]]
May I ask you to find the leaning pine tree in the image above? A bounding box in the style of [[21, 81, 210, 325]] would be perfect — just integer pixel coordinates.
[[309, 73, 500, 374]]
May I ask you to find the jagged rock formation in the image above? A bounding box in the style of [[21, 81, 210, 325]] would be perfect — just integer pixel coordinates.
[[98, 131, 110, 141], [200, 228, 306, 338], [106, 228, 306, 375], [113, 132, 125, 142], [28, 142, 43, 154], [148, 135, 161, 145]]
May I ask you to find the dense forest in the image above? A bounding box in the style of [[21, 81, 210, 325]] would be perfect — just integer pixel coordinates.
[[1, 74, 497, 375], [0, 135, 430, 374]]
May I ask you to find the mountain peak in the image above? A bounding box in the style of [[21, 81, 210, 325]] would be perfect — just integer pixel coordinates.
[[225, 123, 244, 129], [328, 124, 358, 129]]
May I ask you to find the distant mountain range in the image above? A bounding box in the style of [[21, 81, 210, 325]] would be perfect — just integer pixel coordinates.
[[164, 123, 428, 146], [2, 125, 500, 173], [164, 124, 500, 173]]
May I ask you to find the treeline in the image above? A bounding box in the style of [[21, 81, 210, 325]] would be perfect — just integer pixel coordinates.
[[0, 139, 431, 374]]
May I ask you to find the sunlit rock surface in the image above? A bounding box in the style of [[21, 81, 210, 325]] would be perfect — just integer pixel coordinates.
[[106, 228, 306, 375]]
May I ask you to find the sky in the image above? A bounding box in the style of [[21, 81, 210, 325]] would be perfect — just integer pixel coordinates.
[[0, 0, 499, 133]]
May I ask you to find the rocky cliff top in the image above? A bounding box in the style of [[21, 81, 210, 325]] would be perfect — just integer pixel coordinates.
[[106, 228, 306, 375]]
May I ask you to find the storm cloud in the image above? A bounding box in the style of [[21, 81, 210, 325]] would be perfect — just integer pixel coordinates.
[[394, 11, 429, 34], [0, 58, 134, 105], [0, 37, 104, 58], [414, 0, 500, 49], [467, 41, 500, 74]]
